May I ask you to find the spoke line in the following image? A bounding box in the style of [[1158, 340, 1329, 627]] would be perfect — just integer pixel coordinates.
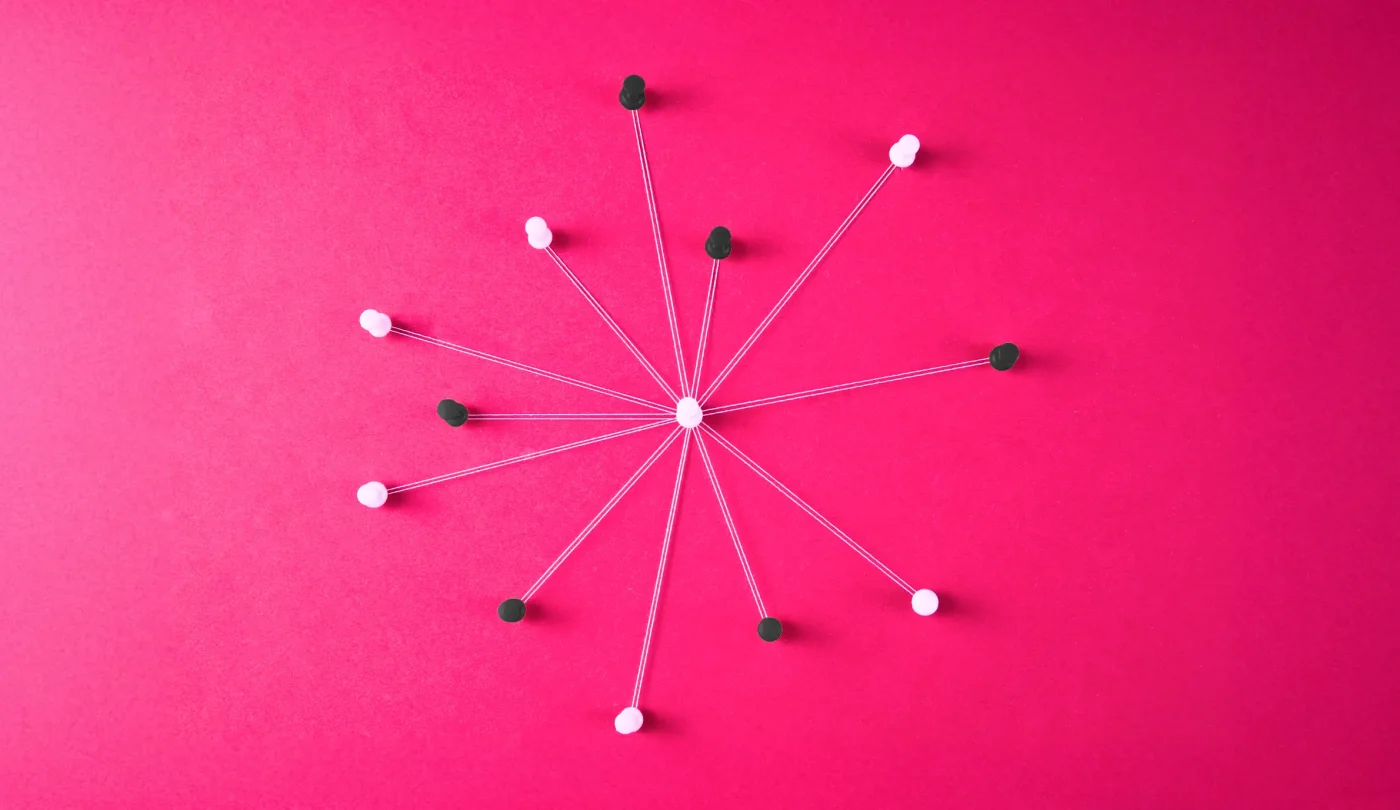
[[632, 110, 689, 397], [390, 327, 669, 413], [631, 431, 691, 708], [522, 427, 684, 601], [386, 420, 669, 494], [700, 164, 896, 403], [544, 247, 680, 403], [707, 358, 989, 416], [693, 430, 767, 616], [701, 425, 915, 593]]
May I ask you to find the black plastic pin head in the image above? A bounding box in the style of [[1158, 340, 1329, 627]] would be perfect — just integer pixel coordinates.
[[757, 617, 782, 642], [705, 227, 732, 260], [989, 343, 1020, 371], [437, 398, 469, 427], [498, 598, 526, 623], [619, 75, 646, 110]]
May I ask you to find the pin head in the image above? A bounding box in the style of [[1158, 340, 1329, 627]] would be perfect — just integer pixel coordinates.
[[498, 598, 526, 622], [614, 706, 644, 734], [911, 589, 939, 616], [705, 226, 732, 260], [676, 397, 703, 429], [357, 481, 388, 508], [619, 75, 646, 110], [437, 399, 469, 427], [359, 309, 392, 338], [989, 343, 1020, 371], [757, 617, 782, 642]]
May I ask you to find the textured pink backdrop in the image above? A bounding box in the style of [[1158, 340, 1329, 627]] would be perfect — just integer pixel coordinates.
[[3, 1, 1399, 808]]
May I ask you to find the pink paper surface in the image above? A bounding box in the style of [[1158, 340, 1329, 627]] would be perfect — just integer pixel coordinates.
[[3, 1, 1399, 807]]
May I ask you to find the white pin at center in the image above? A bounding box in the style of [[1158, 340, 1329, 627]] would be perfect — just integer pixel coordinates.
[[675, 397, 703, 429]]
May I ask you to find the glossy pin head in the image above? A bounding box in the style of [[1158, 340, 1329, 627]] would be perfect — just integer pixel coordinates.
[[359, 309, 392, 338], [437, 399, 469, 427], [989, 343, 1020, 371], [675, 397, 703, 429], [614, 706, 644, 734], [757, 617, 782, 642], [911, 589, 939, 616], [619, 75, 646, 110], [889, 134, 920, 168], [498, 598, 526, 623], [705, 226, 732, 260], [525, 216, 553, 249], [357, 481, 388, 508]]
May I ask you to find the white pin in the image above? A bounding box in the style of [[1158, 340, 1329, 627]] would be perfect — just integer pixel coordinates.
[[359, 309, 392, 338], [911, 589, 939, 616], [525, 216, 553, 249], [614, 706, 644, 735], [889, 134, 920, 168], [357, 481, 388, 508], [675, 396, 703, 429]]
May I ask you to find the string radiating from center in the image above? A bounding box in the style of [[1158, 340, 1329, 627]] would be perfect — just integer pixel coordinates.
[[387, 420, 668, 495], [706, 358, 990, 416], [700, 164, 896, 403], [633, 109, 689, 397], [544, 246, 680, 403], [702, 425, 915, 593], [690, 258, 720, 397], [694, 430, 767, 617], [522, 428, 683, 601], [390, 327, 669, 413], [631, 431, 691, 708]]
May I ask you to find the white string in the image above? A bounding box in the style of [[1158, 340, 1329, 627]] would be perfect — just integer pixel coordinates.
[[389, 327, 669, 413], [701, 425, 915, 594], [707, 358, 990, 416], [700, 164, 896, 404], [690, 258, 720, 397], [633, 110, 689, 398], [470, 413, 661, 421], [544, 247, 681, 403], [386, 420, 669, 494], [522, 427, 683, 601], [693, 431, 767, 617], [631, 431, 691, 708]]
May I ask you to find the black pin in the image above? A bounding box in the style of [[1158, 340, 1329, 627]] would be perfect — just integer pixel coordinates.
[[705, 226, 732, 260], [757, 616, 782, 642], [498, 598, 526, 623], [437, 398, 469, 427], [989, 343, 1020, 371], [619, 75, 646, 110]]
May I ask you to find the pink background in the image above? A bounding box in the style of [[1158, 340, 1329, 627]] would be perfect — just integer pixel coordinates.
[[3, 1, 1399, 807]]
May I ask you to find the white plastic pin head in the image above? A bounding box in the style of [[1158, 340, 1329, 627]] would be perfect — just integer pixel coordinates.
[[525, 216, 553, 249], [889, 134, 920, 168], [614, 706, 644, 734], [357, 481, 389, 508], [911, 588, 939, 615], [359, 309, 392, 338], [675, 397, 703, 429]]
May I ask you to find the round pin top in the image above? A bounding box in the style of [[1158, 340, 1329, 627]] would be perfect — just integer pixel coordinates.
[[437, 398, 469, 427], [757, 617, 782, 642], [619, 75, 646, 110], [989, 343, 1020, 371], [705, 226, 732, 260], [498, 598, 526, 623]]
